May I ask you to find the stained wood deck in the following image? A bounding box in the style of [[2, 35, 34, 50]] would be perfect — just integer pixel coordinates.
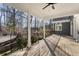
[[25, 34, 79, 56], [24, 34, 60, 56], [8, 34, 79, 56], [26, 40, 50, 56]]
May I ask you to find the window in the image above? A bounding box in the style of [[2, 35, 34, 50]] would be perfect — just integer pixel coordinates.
[[55, 23, 62, 31]]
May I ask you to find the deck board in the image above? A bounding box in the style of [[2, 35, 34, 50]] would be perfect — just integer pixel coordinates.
[[26, 34, 79, 56], [27, 40, 50, 56]]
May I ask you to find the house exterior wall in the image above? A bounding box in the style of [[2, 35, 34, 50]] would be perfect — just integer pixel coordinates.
[[53, 22, 70, 36], [51, 15, 79, 41], [62, 22, 70, 36], [52, 16, 71, 36]]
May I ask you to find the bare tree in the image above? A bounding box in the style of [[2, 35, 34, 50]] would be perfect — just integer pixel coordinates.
[[0, 12, 2, 35]]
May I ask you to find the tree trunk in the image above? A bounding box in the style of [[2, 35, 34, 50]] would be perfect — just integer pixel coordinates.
[[0, 12, 2, 35]]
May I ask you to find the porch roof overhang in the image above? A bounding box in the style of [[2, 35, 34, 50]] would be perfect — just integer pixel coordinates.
[[7, 3, 79, 19]]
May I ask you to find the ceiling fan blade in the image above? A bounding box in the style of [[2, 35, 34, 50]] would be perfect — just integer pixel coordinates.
[[49, 3, 56, 5], [42, 4, 50, 9], [42, 3, 56, 10]]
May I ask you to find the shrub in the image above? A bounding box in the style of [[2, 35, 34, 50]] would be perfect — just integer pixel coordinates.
[[16, 33, 28, 50]]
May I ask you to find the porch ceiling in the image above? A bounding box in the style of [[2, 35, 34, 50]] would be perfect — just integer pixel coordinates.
[[7, 3, 79, 19]]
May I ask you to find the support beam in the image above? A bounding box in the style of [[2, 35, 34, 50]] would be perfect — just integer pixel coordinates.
[[43, 20, 45, 39], [27, 14, 31, 48]]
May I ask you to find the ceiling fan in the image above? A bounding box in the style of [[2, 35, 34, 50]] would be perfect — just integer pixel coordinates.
[[42, 3, 56, 10]]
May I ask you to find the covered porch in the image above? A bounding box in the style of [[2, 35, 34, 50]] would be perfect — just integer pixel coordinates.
[[0, 3, 79, 56]]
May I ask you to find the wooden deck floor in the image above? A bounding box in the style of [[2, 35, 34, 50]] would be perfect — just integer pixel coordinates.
[[26, 40, 50, 56], [25, 34, 79, 56], [8, 34, 79, 56], [24, 34, 60, 56]]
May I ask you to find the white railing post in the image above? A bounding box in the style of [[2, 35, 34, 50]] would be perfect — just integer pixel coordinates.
[[43, 20, 45, 39], [27, 14, 31, 48]]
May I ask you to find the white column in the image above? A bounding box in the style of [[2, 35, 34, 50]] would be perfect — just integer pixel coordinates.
[[43, 20, 45, 39], [27, 15, 31, 48], [73, 16, 77, 39], [73, 15, 79, 41], [70, 21, 73, 36], [74, 14, 79, 41]]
